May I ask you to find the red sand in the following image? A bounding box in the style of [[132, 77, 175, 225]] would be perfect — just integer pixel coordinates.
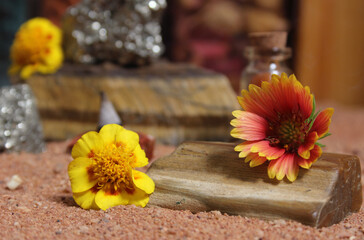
[[0, 103, 363, 239]]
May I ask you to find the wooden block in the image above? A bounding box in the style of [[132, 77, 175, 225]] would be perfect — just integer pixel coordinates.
[[24, 62, 239, 144], [147, 141, 362, 227]]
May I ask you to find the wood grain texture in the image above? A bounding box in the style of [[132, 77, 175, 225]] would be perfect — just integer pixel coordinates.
[[148, 141, 362, 227], [296, 0, 364, 106], [24, 62, 239, 144]]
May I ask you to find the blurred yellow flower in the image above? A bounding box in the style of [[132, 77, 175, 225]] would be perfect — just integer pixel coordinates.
[[68, 124, 155, 210], [8, 17, 63, 79]]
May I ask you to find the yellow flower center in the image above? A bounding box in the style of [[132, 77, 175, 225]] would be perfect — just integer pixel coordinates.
[[89, 143, 136, 193]]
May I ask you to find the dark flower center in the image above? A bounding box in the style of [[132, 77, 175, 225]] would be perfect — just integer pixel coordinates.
[[268, 114, 308, 152]]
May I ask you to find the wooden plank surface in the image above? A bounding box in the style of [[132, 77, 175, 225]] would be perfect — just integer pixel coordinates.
[[24, 62, 239, 144], [147, 141, 362, 227]]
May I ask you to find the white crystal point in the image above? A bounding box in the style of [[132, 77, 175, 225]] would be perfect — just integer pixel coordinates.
[[98, 92, 122, 127]]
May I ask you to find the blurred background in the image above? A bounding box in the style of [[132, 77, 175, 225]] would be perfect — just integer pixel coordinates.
[[1, 0, 364, 106]]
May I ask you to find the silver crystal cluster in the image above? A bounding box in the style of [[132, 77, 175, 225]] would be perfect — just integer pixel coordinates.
[[63, 0, 166, 66], [0, 84, 45, 153]]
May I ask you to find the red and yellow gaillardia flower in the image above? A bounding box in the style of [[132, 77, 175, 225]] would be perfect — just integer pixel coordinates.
[[231, 73, 333, 182], [68, 124, 155, 210], [8, 17, 63, 79]]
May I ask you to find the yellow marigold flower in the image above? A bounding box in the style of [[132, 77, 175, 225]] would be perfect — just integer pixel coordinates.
[[8, 17, 63, 79], [231, 73, 333, 182], [68, 124, 155, 210]]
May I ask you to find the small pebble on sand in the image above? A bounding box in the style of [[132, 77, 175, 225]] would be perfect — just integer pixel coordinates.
[[6, 175, 23, 190]]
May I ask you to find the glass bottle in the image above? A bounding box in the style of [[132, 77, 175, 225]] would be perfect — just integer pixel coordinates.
[[240, 44, 292, 90]]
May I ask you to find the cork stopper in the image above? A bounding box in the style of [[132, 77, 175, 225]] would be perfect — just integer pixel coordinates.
[[248, 31, 287, 49]]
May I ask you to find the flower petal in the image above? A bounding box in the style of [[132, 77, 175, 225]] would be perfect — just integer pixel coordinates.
[[298, 144, 322, 169], [71, 131, 104, 159], [298, 131, 318, 159], [250, 141, 285, 160], [238, 85, 276, 120], [95, 185, 129, 211], [41, 47, 63, 72], [123, 187, 150, 208], [267, 73, 297, 114], [73, 186, 99, 210], [68, 157, 98, 193], [244, 153, 267, 167], [268, 153, 299, 182], [265, 74, 313, 119], [289, 74, 313, 119], [298, 86, 314, 120], [115, 127, 140, 151], [230, 111, 268, 141], [99, 124, 123, 145], [287, 156, 300, 182], [20, 65, 37, 79], [132, 170, 155, 194], [234, 141, 257, 158], [238, 73, 314, 123], [310, 108, 334, 138], [133, 145, 149, 168]]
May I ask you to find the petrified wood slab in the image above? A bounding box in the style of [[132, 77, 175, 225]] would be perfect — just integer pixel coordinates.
[[23, 62, 239, 144], [147, 141, 362, 227]]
